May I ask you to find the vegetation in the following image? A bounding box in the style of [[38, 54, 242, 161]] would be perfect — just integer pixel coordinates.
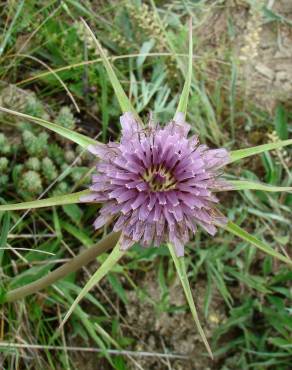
[[0, 1, 291, 369]]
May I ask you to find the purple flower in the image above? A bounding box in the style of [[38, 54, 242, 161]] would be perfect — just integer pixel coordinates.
[[81, 112, 230, 256]]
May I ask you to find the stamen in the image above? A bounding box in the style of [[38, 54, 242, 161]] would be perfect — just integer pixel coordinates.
[[142, 164, 177, 192]]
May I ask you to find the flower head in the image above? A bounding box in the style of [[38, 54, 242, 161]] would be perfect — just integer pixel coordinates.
[[82, 113, 230, 256]]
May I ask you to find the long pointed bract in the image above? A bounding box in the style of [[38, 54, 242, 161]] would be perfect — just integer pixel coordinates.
[[0, 107, 97, 148], [168, 243, 213, 359], [229, 140, 292, 163], [0, 190, 90, 211], [81, 19, 141, 124], [175, 18, 193, 117], [225, 180, 292, 192], [60, 243, 124, 329], [222, 221, 292, 266]]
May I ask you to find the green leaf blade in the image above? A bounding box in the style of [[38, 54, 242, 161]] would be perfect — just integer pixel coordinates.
[[168, 243, 213, 359], [60, 243, 124, 328], [0, 107, 97, 148], [227, 180, 292, 193], [175, 18, 193, 117], [0, 190, 90, 211], [275, 105, 288, 140], [0, 212, 10, 265], [229, 140, 292, 163], [0, 0, 24, 57], [222, 221, 292, 266], [81, 19, 141, 123]]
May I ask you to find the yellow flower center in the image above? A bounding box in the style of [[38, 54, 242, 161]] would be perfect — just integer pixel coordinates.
[[142, 165, 176, 191]]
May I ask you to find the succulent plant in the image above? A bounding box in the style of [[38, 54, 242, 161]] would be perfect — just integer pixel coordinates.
[[19, 170, 43, 197], [48, 143, 65, 166], [41, 157, 58, 182], [56, 106, 76, 130], [0, 133, 11, 155], [22, 130, 49, 157], [0, 157, 9, 172], [25, 157, 41, 171], [25, 94, 50, 120], [0, 174, 8, 189], [52, 181, 69, 196]]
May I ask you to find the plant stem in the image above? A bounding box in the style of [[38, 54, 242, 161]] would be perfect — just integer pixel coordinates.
[[5, 232, 121, 303]]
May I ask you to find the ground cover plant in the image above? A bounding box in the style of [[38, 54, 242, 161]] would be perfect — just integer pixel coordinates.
[[0, 1, 291, 369]]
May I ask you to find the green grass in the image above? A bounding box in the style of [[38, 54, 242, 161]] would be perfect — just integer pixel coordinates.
[[0, 1, 291, 369]]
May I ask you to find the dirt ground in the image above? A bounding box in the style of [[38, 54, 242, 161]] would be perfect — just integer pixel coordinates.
[[239, 0, 292, 112], [196, 0, 292, 113], [70, 272, 227, 370], [125, 276, 226, 370]]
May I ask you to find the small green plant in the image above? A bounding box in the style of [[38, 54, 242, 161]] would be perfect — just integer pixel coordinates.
[[0, 94, 91, 200], [0, 133, 11, 155]]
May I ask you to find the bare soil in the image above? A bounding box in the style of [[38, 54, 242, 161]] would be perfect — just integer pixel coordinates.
[[239, 0, 292, 112]]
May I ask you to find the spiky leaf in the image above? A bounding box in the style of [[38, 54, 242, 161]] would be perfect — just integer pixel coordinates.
[[0, 190, 90, 211], [0, 107, 97, 148]]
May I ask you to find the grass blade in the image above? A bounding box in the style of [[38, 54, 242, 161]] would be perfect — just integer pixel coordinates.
[[0, 190, 90, 211], [0, 212, 10, 265], [81, 19, 141, 123], [229, 140, 292, 163], [0, 107, 97, 148], [227, 180, 292, 192], [275, 104, 288, 140], [60, 243, 124, 329], [0, 0, 25, 57], [5, 232, 120, 302], [168, 243, 213, 359], [175, 18, 192, 117], [222, 221, 292, 266], [229, 61, 237, 140]]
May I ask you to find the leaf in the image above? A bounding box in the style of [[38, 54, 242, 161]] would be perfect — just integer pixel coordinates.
[[80, 19, 141, 123], [168, 243, 213, 359], [229, 139, 292, 163], [227, 180, 292, 193], [175, 18, 193, 117], [229, 60, 237, 139], [53, 207, 62, 239], [137, 40, 155, 69], [0, 212, 10, 265], [0, 190, 90, 211], [62, 204, 83, 225], [193, 84, 223, 143], [60, 243, 124, 328], [61, 221, 93, 247], [97, 66, 109, 142], [107, 273, 128, 304], [0, 0, 24, 57], [262, 151, 279, 184], [275, 105, 288, 140], [222, 221, 292, 266], [4, 232, 120, 302], [24, 239, 60, 263], [0, 107, 97, 148], [54, 282, 116, 366], [9, 264, 53, 289], [263, 7, 292, 26], [59, 280, 109, 316]]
